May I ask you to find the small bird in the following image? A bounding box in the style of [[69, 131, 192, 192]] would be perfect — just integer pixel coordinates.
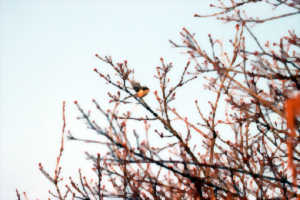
[[131, 80, 150, 98], [122, 80, 150, 101], [136, 86, 150, 98]]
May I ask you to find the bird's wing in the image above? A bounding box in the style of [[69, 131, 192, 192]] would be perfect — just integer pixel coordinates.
[[130, 80, 142, 92]]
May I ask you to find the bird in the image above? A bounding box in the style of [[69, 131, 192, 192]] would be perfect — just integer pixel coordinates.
[[122, 80, 150, 101], [131, 80, 150, 98]]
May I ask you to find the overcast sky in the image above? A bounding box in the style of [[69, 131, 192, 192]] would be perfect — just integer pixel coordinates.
[[0, 1, 299, 199]]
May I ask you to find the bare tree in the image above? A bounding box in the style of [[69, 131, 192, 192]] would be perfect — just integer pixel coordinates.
[[18, 0, 300, 199]]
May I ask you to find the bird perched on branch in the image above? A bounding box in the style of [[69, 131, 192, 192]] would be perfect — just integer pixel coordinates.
[[122, 80, 149, 101], [131, 80, 150, 98]]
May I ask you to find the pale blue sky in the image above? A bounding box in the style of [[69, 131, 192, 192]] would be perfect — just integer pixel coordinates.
[[0, 1, 299, 199]]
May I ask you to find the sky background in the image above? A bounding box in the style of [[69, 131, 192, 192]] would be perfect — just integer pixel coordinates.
[[0, 0, 299, 199]]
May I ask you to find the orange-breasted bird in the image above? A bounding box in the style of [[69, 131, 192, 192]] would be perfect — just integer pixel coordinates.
[[132, 81, 149, 98], [122, 80, 150, 101]]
